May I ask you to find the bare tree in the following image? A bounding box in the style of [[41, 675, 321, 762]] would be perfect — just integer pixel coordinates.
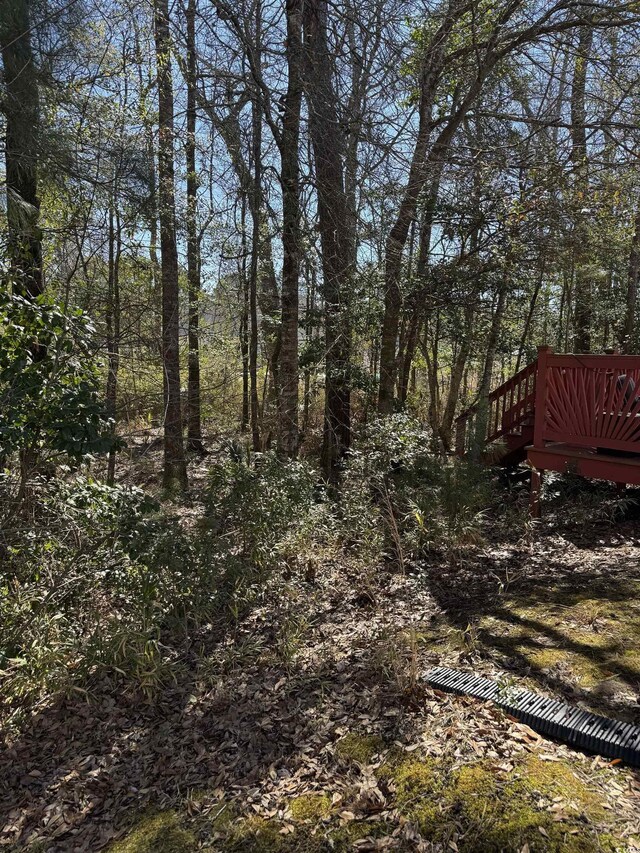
[[154, 0, 188, 491], [303, 0, 353, 479], [278, 0, 303, 458], [185, 0, 205, 453], [571, 16, 594, 353]]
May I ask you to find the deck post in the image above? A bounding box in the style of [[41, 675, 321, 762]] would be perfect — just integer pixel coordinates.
[[532, 345, 552, 449]]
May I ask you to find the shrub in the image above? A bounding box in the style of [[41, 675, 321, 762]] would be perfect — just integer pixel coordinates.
[[204, 452, 323, 572], [0, 292, 113, 463], [340, 415, 490, 566], [0, 477, 200, 718]]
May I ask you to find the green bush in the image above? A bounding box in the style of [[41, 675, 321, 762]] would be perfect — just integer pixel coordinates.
[[0, 477, 201, 718], [204, 452, 322, 571], [0, 292, 113, 462], [340, 415, 490, 565]]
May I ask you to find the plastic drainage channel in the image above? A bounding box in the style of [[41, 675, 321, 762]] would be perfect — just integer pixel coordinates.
[[424, 666, 640, 767]]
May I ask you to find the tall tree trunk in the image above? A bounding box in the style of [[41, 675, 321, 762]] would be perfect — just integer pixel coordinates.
[[132, 16, 162, 345], [377, 89, 434, 415], [185, 0, 205, 453], [421, 314, 440, 443], [377, 0, 501, 412], [1, 0, 43, 300], [154, 0, 188, 492], [377, 4, 462, 414], [106, 198, 122, 485], [301, 254, 317, 438], [471, 279, 508, 460], [570, 20, 593, 353], [249, 1, 262, 453], [303, 0, 353, 481], [516, 258, 545, 372], [258, 252, 280, 431], [240, 197, 250, 432], [277, 0, 303, 458], [397, 165, 444, 404], [438, 303, 474, 450], [621, 203, 640, 353]]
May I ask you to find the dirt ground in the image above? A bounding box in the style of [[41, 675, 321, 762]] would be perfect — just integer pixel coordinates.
[[1, 474, 640, 852]]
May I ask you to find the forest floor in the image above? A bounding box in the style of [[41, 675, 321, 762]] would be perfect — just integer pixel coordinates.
[[1, 462, 640, 852]]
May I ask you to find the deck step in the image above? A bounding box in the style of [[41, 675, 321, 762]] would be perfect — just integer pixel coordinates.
[[424, 666, 640, 766]]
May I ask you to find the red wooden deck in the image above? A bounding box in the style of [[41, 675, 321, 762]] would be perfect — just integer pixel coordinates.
[[455, 346, 640, 515]]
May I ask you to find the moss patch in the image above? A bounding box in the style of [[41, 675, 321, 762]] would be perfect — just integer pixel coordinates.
[[517, 755, 606, 820], [217, 816, 394, 853], [329, 820, 393, 850], [335, 733, 385, 764], [108, 812, 196, 853], [220, 817, 288, 852], [478, 585, 640, 695], [380, 754, 441, 832], [614, 648, 640, 677], [289, 793, 332, 821], [376, 751, 623, 852], [202, 750, 625, 853]]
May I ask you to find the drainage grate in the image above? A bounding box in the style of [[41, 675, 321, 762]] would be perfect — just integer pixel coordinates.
[[425, 666, 640, 767]]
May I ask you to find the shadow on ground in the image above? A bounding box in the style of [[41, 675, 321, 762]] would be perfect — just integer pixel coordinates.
[[423, 486, 640, 721]]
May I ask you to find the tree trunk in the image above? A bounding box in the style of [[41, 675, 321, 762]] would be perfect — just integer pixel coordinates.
[[133, 16, 162, 346], [622, 203, 640, 353], [278, 0, 303, 458], [516, 259, 545, 372], [570, 20, 593, 353], [1, 0, 43, 300], [438, 303, 474, 450], [185, 0, 205, 453], [421, 315, 440, 444], [154, 0, 188, 492], [471, 280, 508, 460], [106, 198, 122, 485], [377, 6, 460, 414], [397, 166, 444, 405], [303, 0, 353, 481], [240, 197, 250, 432], [249, 2, 262, 453]]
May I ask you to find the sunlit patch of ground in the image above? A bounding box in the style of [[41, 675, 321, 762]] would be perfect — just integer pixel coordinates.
[[477, 578, 640, 714]]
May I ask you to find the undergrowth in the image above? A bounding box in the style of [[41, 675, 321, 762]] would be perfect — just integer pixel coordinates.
[[0, 415, 490, 725]]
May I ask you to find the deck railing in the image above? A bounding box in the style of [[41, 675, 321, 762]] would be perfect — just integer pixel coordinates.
[[455, 359, 537, 456], [456, 348, 640, 460], [533, 347, 640, 454]]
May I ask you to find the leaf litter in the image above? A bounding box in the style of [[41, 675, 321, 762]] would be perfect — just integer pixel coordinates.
[[1, 505, 640, 851]]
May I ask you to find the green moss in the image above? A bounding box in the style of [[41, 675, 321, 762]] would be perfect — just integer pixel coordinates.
[[445, 762, 550, 851], [485, 586, 640, 695], [385, 755, 441, 832], [108, 812, 196, 853], [289, 794, 332, 821], [207, 801, 235, 834], [221, 817, 288, 852], [525, 647, 567, 670], [517, 755, 606, 820], [329, 820, 392, 850], [220, 816, 395, 853], [335, 733, 385, 764], [614, 648, 640, 676], [523, 646, 604, 688], [447, 759, 620, 852], [374, 750, 623, 852]]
